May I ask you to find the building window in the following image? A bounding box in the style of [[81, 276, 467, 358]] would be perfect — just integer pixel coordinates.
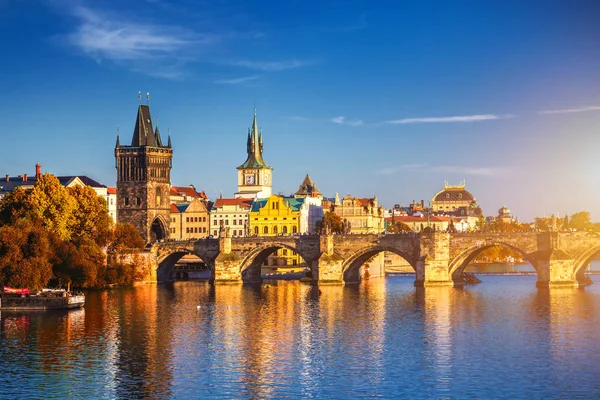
[[156, 188, 162, 206], [292, 226, 297, 234], [238, 220, 242, 225], [254, 226, 259, 235], [283, 226, 288, 234], [233, 220, 237, 225], [273, 226, 278, 234], [125, 198, 130, 206], [263, 226, 268, 235], [292, 260, 297, 266], [282, 249, 287, 256], [239, 230, 242, 236]]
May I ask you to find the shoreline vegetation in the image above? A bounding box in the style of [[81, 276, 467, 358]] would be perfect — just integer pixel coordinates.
[[0, 174, 145, 291]]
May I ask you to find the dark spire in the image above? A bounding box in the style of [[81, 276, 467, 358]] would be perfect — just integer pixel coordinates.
[[295, 174, 321, 197], [131, 104, 155, 146], [155, 126, 163, 147], [116, 135, 120, 148], [167, 129, 172, 148]]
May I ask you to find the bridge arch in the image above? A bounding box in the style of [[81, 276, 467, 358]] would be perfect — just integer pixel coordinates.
[[150, 215, 169, 242], [448, 240, 538, 281], [238, 242, 316, 283], [342, 246, 416, 284], [156, 246, 213, 282], [572, 245, 600, 279]]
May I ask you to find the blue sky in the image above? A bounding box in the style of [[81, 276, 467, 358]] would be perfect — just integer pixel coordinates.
[[1, 0, 599, 221]]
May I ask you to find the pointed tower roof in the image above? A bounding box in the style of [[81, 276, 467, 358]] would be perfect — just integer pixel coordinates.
[[130, 104, 165, 147], [295, 174, 321, 197], [238, 110, 270, 169], [155, 126, 163, 147]]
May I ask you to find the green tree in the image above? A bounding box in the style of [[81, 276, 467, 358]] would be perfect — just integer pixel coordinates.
[[0, 222, 54, 290], [68, 185, 113, 246], [315, 212, 343, 234], [27, 174, 76, 240], [569, 211, 591, 231]]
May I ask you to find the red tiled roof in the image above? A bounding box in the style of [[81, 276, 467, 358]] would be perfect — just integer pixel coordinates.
[[170, 186, 204, 199], [386, 216, 452, 223], [170, 203, 181, 213], [107, 187, 116, 195], [213, 198, 253, 209]]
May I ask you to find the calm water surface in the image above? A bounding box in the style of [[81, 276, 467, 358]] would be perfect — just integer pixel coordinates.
[[2, 275, 600, 399]]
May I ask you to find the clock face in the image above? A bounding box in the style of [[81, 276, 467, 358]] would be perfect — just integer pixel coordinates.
[[246, 175, 255, 185]]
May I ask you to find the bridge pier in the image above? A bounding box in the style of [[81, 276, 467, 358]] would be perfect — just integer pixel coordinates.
[[313, 253, 345, 284]]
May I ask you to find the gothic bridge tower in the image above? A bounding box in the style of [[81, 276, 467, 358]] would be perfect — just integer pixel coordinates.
[[115, 101, 173, 243], [234, 109, 273, 198]]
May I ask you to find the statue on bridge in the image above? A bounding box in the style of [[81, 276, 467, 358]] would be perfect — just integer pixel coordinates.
[[320, 219, 332, 235], [342, 218, 352, 234]]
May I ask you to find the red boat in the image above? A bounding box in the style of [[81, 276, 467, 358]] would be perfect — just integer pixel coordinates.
[[2, 286, 30, 295]]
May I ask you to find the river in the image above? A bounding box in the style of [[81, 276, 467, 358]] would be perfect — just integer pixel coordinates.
[[2, 274, 600, 399]]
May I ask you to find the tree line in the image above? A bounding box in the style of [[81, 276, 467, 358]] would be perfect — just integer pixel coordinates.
[[0, 174, 145, 290]]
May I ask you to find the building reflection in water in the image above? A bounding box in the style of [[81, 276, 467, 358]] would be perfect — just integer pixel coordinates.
[[109, 285, 175, 399]]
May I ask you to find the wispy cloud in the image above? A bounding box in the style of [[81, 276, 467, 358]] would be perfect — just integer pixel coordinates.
[[214, 76, 259, 84], [385, 114, 512, 124], [228, 59, 309, 71], [58, 5, 218, 78], [330, 116, 364, 126], [538, 105, 600, 115], [377, 164, 511, 177]]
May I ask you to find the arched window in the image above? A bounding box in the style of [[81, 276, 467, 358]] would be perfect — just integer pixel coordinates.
[[156, 188, 162, 206], [283, 226, 288, 234], [254, 226, 259, 235], [273, 226, 278, 235], [263, 226, 268, 235], [292, 226, 297, 234]]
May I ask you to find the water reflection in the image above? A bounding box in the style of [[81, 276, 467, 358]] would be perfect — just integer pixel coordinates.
[[2, 277, 600, 398]]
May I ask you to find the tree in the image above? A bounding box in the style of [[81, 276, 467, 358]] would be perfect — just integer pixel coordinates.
[[0, 186, 31, 225], [534, 217, 550, 231], [562, 215, 569, 231], [476, 214, 487, 232], [315, 212, 343, 234], [0, 222, 54, 290], [27, 174, 76, 241], [68, 185, 113, 246], [111, 222, 146, 250], [569, 211, 591, 231], [388, 221, 413, 233]]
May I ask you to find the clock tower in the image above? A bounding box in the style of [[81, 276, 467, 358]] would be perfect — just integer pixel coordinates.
[[235, 110, 273, 198]]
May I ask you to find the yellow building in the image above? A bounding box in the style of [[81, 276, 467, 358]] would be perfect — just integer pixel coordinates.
[[249, 195, 304, 270], [169, 198, 209, 239], [325, 194, 385, 234]]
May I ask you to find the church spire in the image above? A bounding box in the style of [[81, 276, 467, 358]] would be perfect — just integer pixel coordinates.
[[238, 108, 269, 169]]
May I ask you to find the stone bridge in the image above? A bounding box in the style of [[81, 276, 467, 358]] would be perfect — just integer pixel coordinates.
[[148, 231, 600, 287]]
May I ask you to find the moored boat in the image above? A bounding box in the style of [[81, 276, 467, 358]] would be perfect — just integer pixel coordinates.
[[0, 287, 85, 311]]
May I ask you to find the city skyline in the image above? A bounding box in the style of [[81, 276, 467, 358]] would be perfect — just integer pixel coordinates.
[[1, 1, 600, 221]]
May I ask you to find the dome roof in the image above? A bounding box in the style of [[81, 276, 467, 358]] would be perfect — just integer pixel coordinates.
[[432, 185, 475, 202], [498, 205, 511, 216]]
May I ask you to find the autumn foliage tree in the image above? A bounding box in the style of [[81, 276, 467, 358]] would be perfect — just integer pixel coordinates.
[[0, 173, 139, 289], [315, 211, 343, 234], [0, 221, 54, 289]]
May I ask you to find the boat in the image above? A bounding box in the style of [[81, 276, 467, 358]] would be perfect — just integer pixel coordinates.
[[0, 287, 85, 311]]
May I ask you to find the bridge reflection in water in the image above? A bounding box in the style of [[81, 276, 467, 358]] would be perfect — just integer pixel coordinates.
[[3, 279, 600, 398], [152, 231, 600, 287]]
